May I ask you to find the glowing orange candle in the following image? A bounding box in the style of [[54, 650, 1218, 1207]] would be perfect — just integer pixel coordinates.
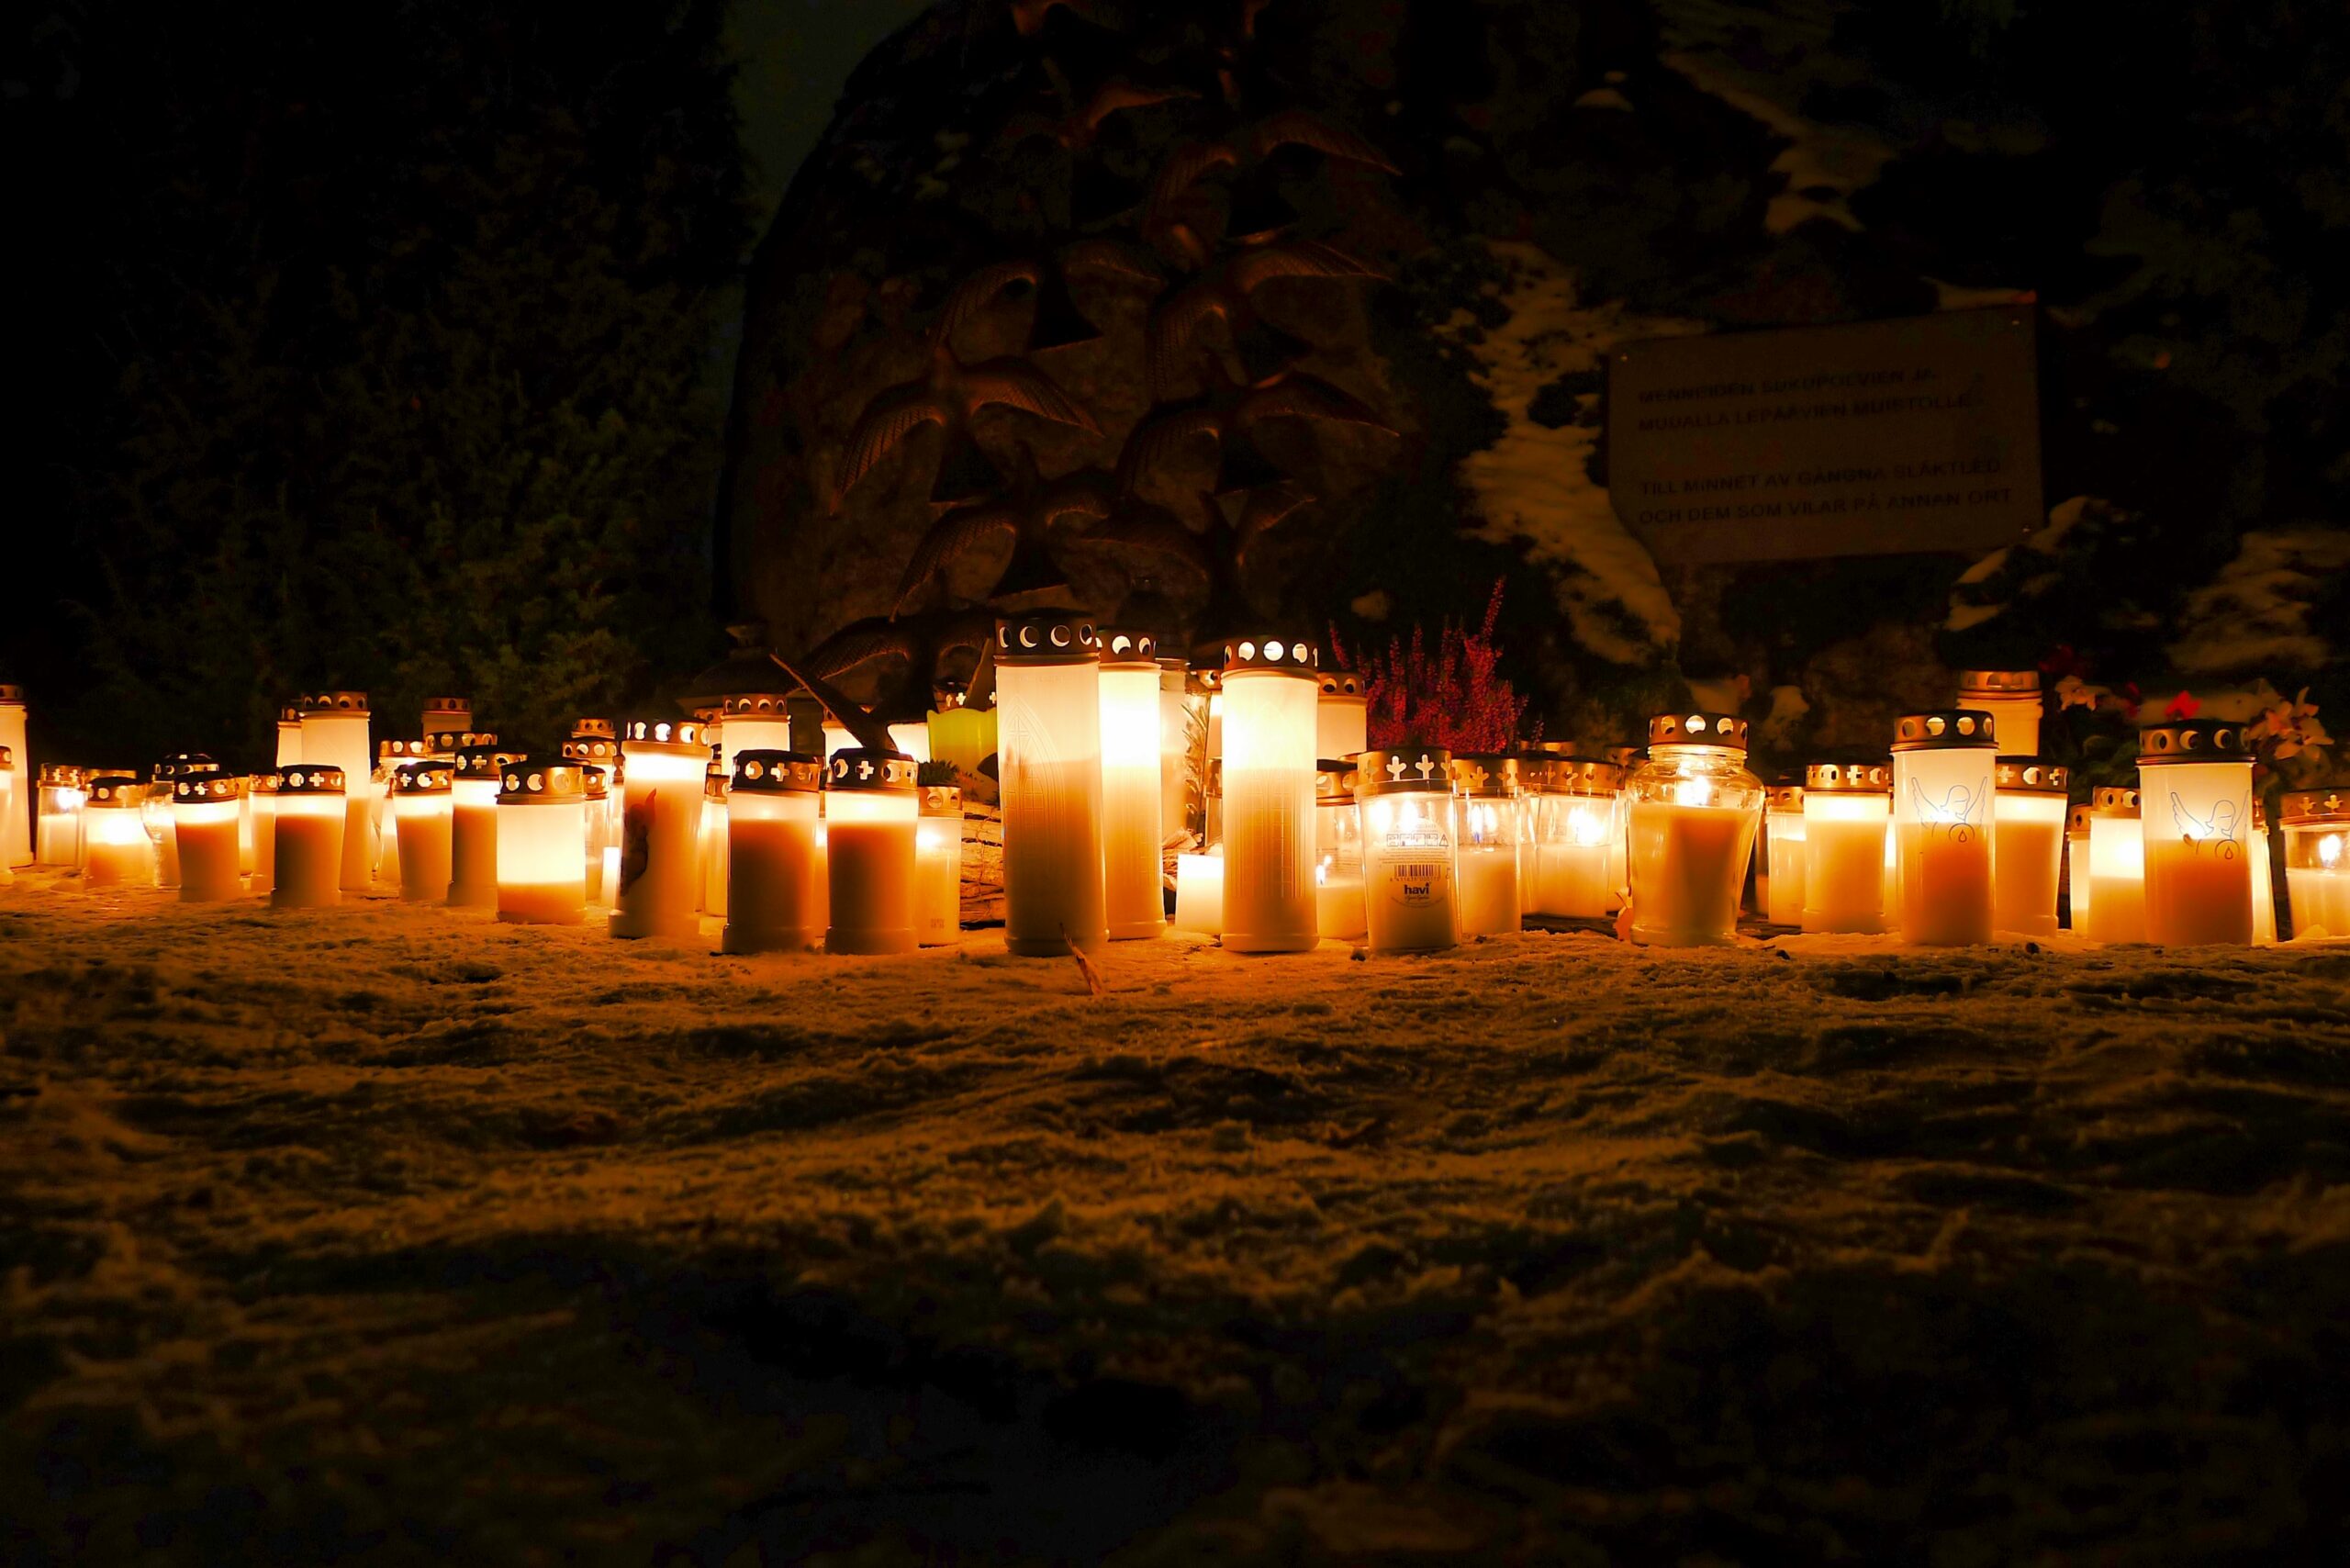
[[722, 750, 824, 953], [496, 762, 589, 925], [2279, 789, 2350, 940], [449, 744, 523, 909], [1450, 754, 1521, 938], [1762, 782, 1807, 925], [825, 748, 919, 956], [270, 766, 346, 908], [1625, 713, 1762, 947], [996, 615, 1107, 957], [1355, 746, 1459, 954], [297, 691, 374, 892], [392, 761, 454, 903], [81, 775, 151, 889], [1991, 758, 2069, 939], [35, 763, 85, 868], [610, 719, 709, 941], [1218, 635, 1320, 953], [1098, 629, 1167, 942], [1316, 670, 1368, 762], [1801, 761, 1892, 935], [0, 684, 28, 868], [246, 773, 279, 892], [2085, 786, 2146, 943], [2065, 803, 2092, 932], [2137, 719, 2254, 946], [173, 774, 244, 902], [1314, 760, 1366, 942]]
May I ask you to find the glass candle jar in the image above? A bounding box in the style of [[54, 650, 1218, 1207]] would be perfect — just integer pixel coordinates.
[[1316, 670, 1368, 762], [2084, 786, 2146, 943], [173, 774, 244, 902], [1892, 710, 1998, 946], [1603, 745, 1644, 906], [2250, 799, 2277, 945], [2279, 789, 2350, 940], [1450, 754, 1522, 938], [297, 691, 374, 892], [580, 766, 610, 902], [1097, 631, 1167, 942], [497, 762, 588, 925], [36, 764, 86, 868], [82, 775, 151, 889], [1762, 783, 1807, 924], [391, 762, 453, 902], [1801, 761, 1893, 934], [917, 784, 964, 947], [450, 745, 521, 908], [1524, 757, 1620, 920], [1218, 635, 1320, 953], [0, 685, 28, 868], [1958, 669, 2043, 759], [1314, 759, 1366, 942], [610, 719, 707, 940], [2138, 720, 2255, 946], [420, 696, 472, 742], [996, 614, 1108, 957], [1625, 713, 1762, 946], [274, 705, 304, 768], [1991, 758, 2069, 939], [2065, 803, 2092, 932], [1355, 746, 1459, 953], [699, 760, 728, 916], [270, 766, 346, 908], [246, 773, 279, 892], [722, 750, 824, 953], [825, 748, 918, 955]]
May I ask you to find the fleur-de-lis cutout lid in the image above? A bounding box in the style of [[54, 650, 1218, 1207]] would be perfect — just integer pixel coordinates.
[[1449, 754, 1518, 797], [2278, 789, 2350, 825], [38, 763, 86, 789], [1355, 746, 1453, 796]]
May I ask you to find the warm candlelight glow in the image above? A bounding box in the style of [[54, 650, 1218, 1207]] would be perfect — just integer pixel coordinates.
[[1893, 710, 1998, 946], [722, 750, 824, 953], [1357, 749, 1460, 953], [1992, 759, 2070, 939], [2275, 791, 2347, 940], [496, 763, 589, 924], [1315, 671, 1368, 762], [1098, 631, 1167, 942], [1801, 763, 1893, 935], [996, 615, 1108, 956], [1762, 784, 1807, 924], [1525, 758, 1621, 920], [450, 745, 521, 909], [173, 774, 244, 902], [2065, 804, 2092, 932], [2137, 720, 2254, 946], [824, 749, 919, 956], [1450, 755, 1521, 938], [36, 764, 86, 868], [2084, 787, 2147, 943], [81, 775, 151, 889], [610, 719, 708, 941], [1315, 759, 1365, 942], [0, 685, 29, 869], [1219, 636, 1320, 953], [916, 785, 963, 947], [270, 766, 346, 908], [246, 774, 279, 892], [1625, 714, 1762, 947], [393, 762, 454, 903], [297, 691, 375, 893]]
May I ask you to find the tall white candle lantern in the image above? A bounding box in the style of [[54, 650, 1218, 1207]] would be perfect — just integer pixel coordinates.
[[270, 766, 346, 909], [297, 692, 374, 892], [173, 774, 243, 902], [722, 750, 825, 953], [917, 783, 964, 947], [394, 760, 453, 902], [1354, 745, 1459, 954], [1450, 754, 1522, 938], [2084, 786, 2146, 943], [1526, 757, 1623, 920], [146, 754, 220, 890], [36, 764, 85, 868], [1218, 635, 1320, 953], [579, 766, 610, 902], [420, 696, 472, 742], [825, 748, 919, 955], [1892, 710, 1998, 946], [2137, 719, 2254, 946], [496, 762, 589, 925], [2278, 789, 2350, 940], [1099, 629, 1167, 941], [1314, 759, 1366, 942], [610, 718, 707, 940], [247, 773, 280, 892], [82, 775, 151, 889], [0, 684, 28, 868], [2065, 803, 2092, 931], [705, 691, 794, 922], [996, 614, 1108, 956], [1158, 658, 1192, 846], [274, 705, 304, 767], [1762, 783, 1807, 924], [1958, 669, 2043, 759], [449, 744, 520, 908], [1316, 670, 1369, 762], [1800, 761, 1892, 934], [375, 738, 437, 886], [1990, 758, 2068, 938], [1624, 713, 1762, 947]]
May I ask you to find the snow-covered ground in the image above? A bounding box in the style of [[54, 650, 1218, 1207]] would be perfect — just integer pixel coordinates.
[[6, 873, 2347, 1562]]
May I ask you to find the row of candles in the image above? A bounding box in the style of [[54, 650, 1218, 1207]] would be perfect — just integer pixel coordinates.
[[1, 654, 2344, 951]]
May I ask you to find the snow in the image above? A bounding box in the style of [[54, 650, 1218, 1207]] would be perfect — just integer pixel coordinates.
[[2169, 525, 2350, 678], [6, 871, 2349, 1560], [1442, 242, 1700, 665]]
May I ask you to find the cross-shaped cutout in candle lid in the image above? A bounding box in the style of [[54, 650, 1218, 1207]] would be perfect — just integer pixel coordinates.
[[858, 757, 875, 781], [1386, 755, 1407, 781], [1415, 755, 1436, 780]]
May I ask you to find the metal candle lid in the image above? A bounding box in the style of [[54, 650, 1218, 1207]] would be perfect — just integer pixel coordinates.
[[278, 706, 304, 726], [2091, 785, 2140, 815], [562, 735, 620, 765], [394, 761, 453, 794], [297, 690, 369, 716], [1649, 711, 1748, 751], [714, 692, 793, 720], [2278, 789, 2349, 825], [581, 765, 609, 801], [275, 765, 346, 794], [381, 737, 441, 765], [704, 762, 729, 801], [1315, 758, 1360, 801], [1449, 754, 1519, 797], [995, 614, 1100, 665], [499, 763, 587, 802], [455, 745, 525, 778], [86, 774, 142, 806], [249, 771, 281, 796], [1957, 669, 2041, 695], [1806, 760, 1892, 793], [922, 783, 962, 816], [1892, 710, 1998, 751], [423, 697, 472, 722], [1355, 746, 1451, 795], [2136, 719, 2249, 764], [151, 752, 222, 781], [732, 749, 823, 794], [1529, 756, 1622, 794], [1995, 758, 2070, 794], [0, 684, 23, 703], [428, 729, 497, 755], [1319, 671, 1366, 700], [173, 774, 241, 806], [1766, 783, 1805, 812], [570, 717, 617, 741], [2069, 803, 2093, 836], [1098, 629, 1162, 667], [828, 748, 917, 792], [1221, 633, 1317, 677], [622, 718, 705, 754], [38, 763, 86, 789]]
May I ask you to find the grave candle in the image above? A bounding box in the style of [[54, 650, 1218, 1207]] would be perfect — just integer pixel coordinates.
[[297, 692, 374, 892], [917, 784, 964, 947], [2279, 789, 2350, 940], [0, 750, 9, 885], [393, 761, 453, 903], [1893, 710, 1998, 946], [1356, 746, 1459, 954], [146, 754, 221, 890], [1625, 713, 1762, 947], [36, 764, 85, 868], [825, 748, 919, 956], [886, 720, 933, 765], [2250, 800, 2277, 946], [82, 775, 151, 888], [1316, 670, 1368, 762], [1958, 669, 2043, 759], [1098, 630, 1166, 941], [1158, 659, 1192, 846], [246, 773, 278, 892], [1451, 754, 1522, 938], [1172, 851, 1223, 935], [374, 738, 437, 888], [449, 745, 522, 909], [2138, 719, 2254, 946], [1525, 757, 1621, 920], [580, 767, 610, 902], [565, 722, 622, 902], [2084, 786, 2146, 943], [274, 705, 304, 767], [2065, 803, 2092, 931], [420, 696, 472, 743], [699, 760, 727, 915], [996, 614, 1108, 956], [1314, 759, 1366, 943], [173, 774, 243, 902], [704, 692, 795, 920], [722, 749, 824, 953], [1219, 636, 1319, 953], [496, 762, 588, 924], [1603, 744, 1645, 907], [270, 766, 346, 908], [1762, 783, 1807, 924], [0, 685, 28, 868], [1800, 761, 1893, 934], [610, 719, 708, 941], [1992, 758, 2070, 939]]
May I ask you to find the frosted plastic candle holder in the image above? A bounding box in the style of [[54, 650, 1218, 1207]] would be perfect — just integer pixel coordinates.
[[1892, 710, 1998, 946], [450, 745, 524, 909], [1098, 629, 1168, 942], [270, 766, 346, 908], [2250, 799, 2277, 946], [917, 785, 965, 947], [2085, 786, 2146, 943], [420, 696, 472, 742], [392, 762, 454, 903], [173, 775, 244, 902], [722, 750, 825, 952], [274, 705, 304, 768], [82, 775, 151, 889], [1314, 759, 1366, 943], [1315, 670, 1368, 763], [1355, 746, 1460, 953], [1172, 850, 1223, 935], [497, 763, 589, 925], [1450, 754, 1522, 938], [2279, 788, 2350, 941], [1957, 669, 2042, 759], [1218, 634, 1320, 953], [297, 691, 374, 892], [0, 685, 28, 869], [375, 739, 437, 887], [825, 748, 919, 956], [2065, 803, 2091, 932], [1762, 782, 1807, 925], [1991, 758, 2069, 939], [995, 614, 1108, 957], [699, 761, 728, 916], [2137, 720, 2255, 946], [36, 763, 86, 868], [579, 766, 610, 903], [146, 754, 223, 890], [246, 773, 279, 892], [1625, 713, 1762, 947], [1801, 761, 1892, 935], [610, 719, 709, 941], [1525, 757, 1622, 920]]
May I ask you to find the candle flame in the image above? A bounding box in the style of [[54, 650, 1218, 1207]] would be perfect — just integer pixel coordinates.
[[2322, 832, 2344, 869], [1671, 778, 1712, 809]]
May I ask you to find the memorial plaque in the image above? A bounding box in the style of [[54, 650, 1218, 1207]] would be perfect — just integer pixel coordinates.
[[1607, 308, 2041, 565]]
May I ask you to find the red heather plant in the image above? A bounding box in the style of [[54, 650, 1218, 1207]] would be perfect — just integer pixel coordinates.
[[1334, 579, 1530, 752]]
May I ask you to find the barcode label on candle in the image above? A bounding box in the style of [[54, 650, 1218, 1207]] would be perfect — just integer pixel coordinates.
[[1393, 864, 1441, 879]]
